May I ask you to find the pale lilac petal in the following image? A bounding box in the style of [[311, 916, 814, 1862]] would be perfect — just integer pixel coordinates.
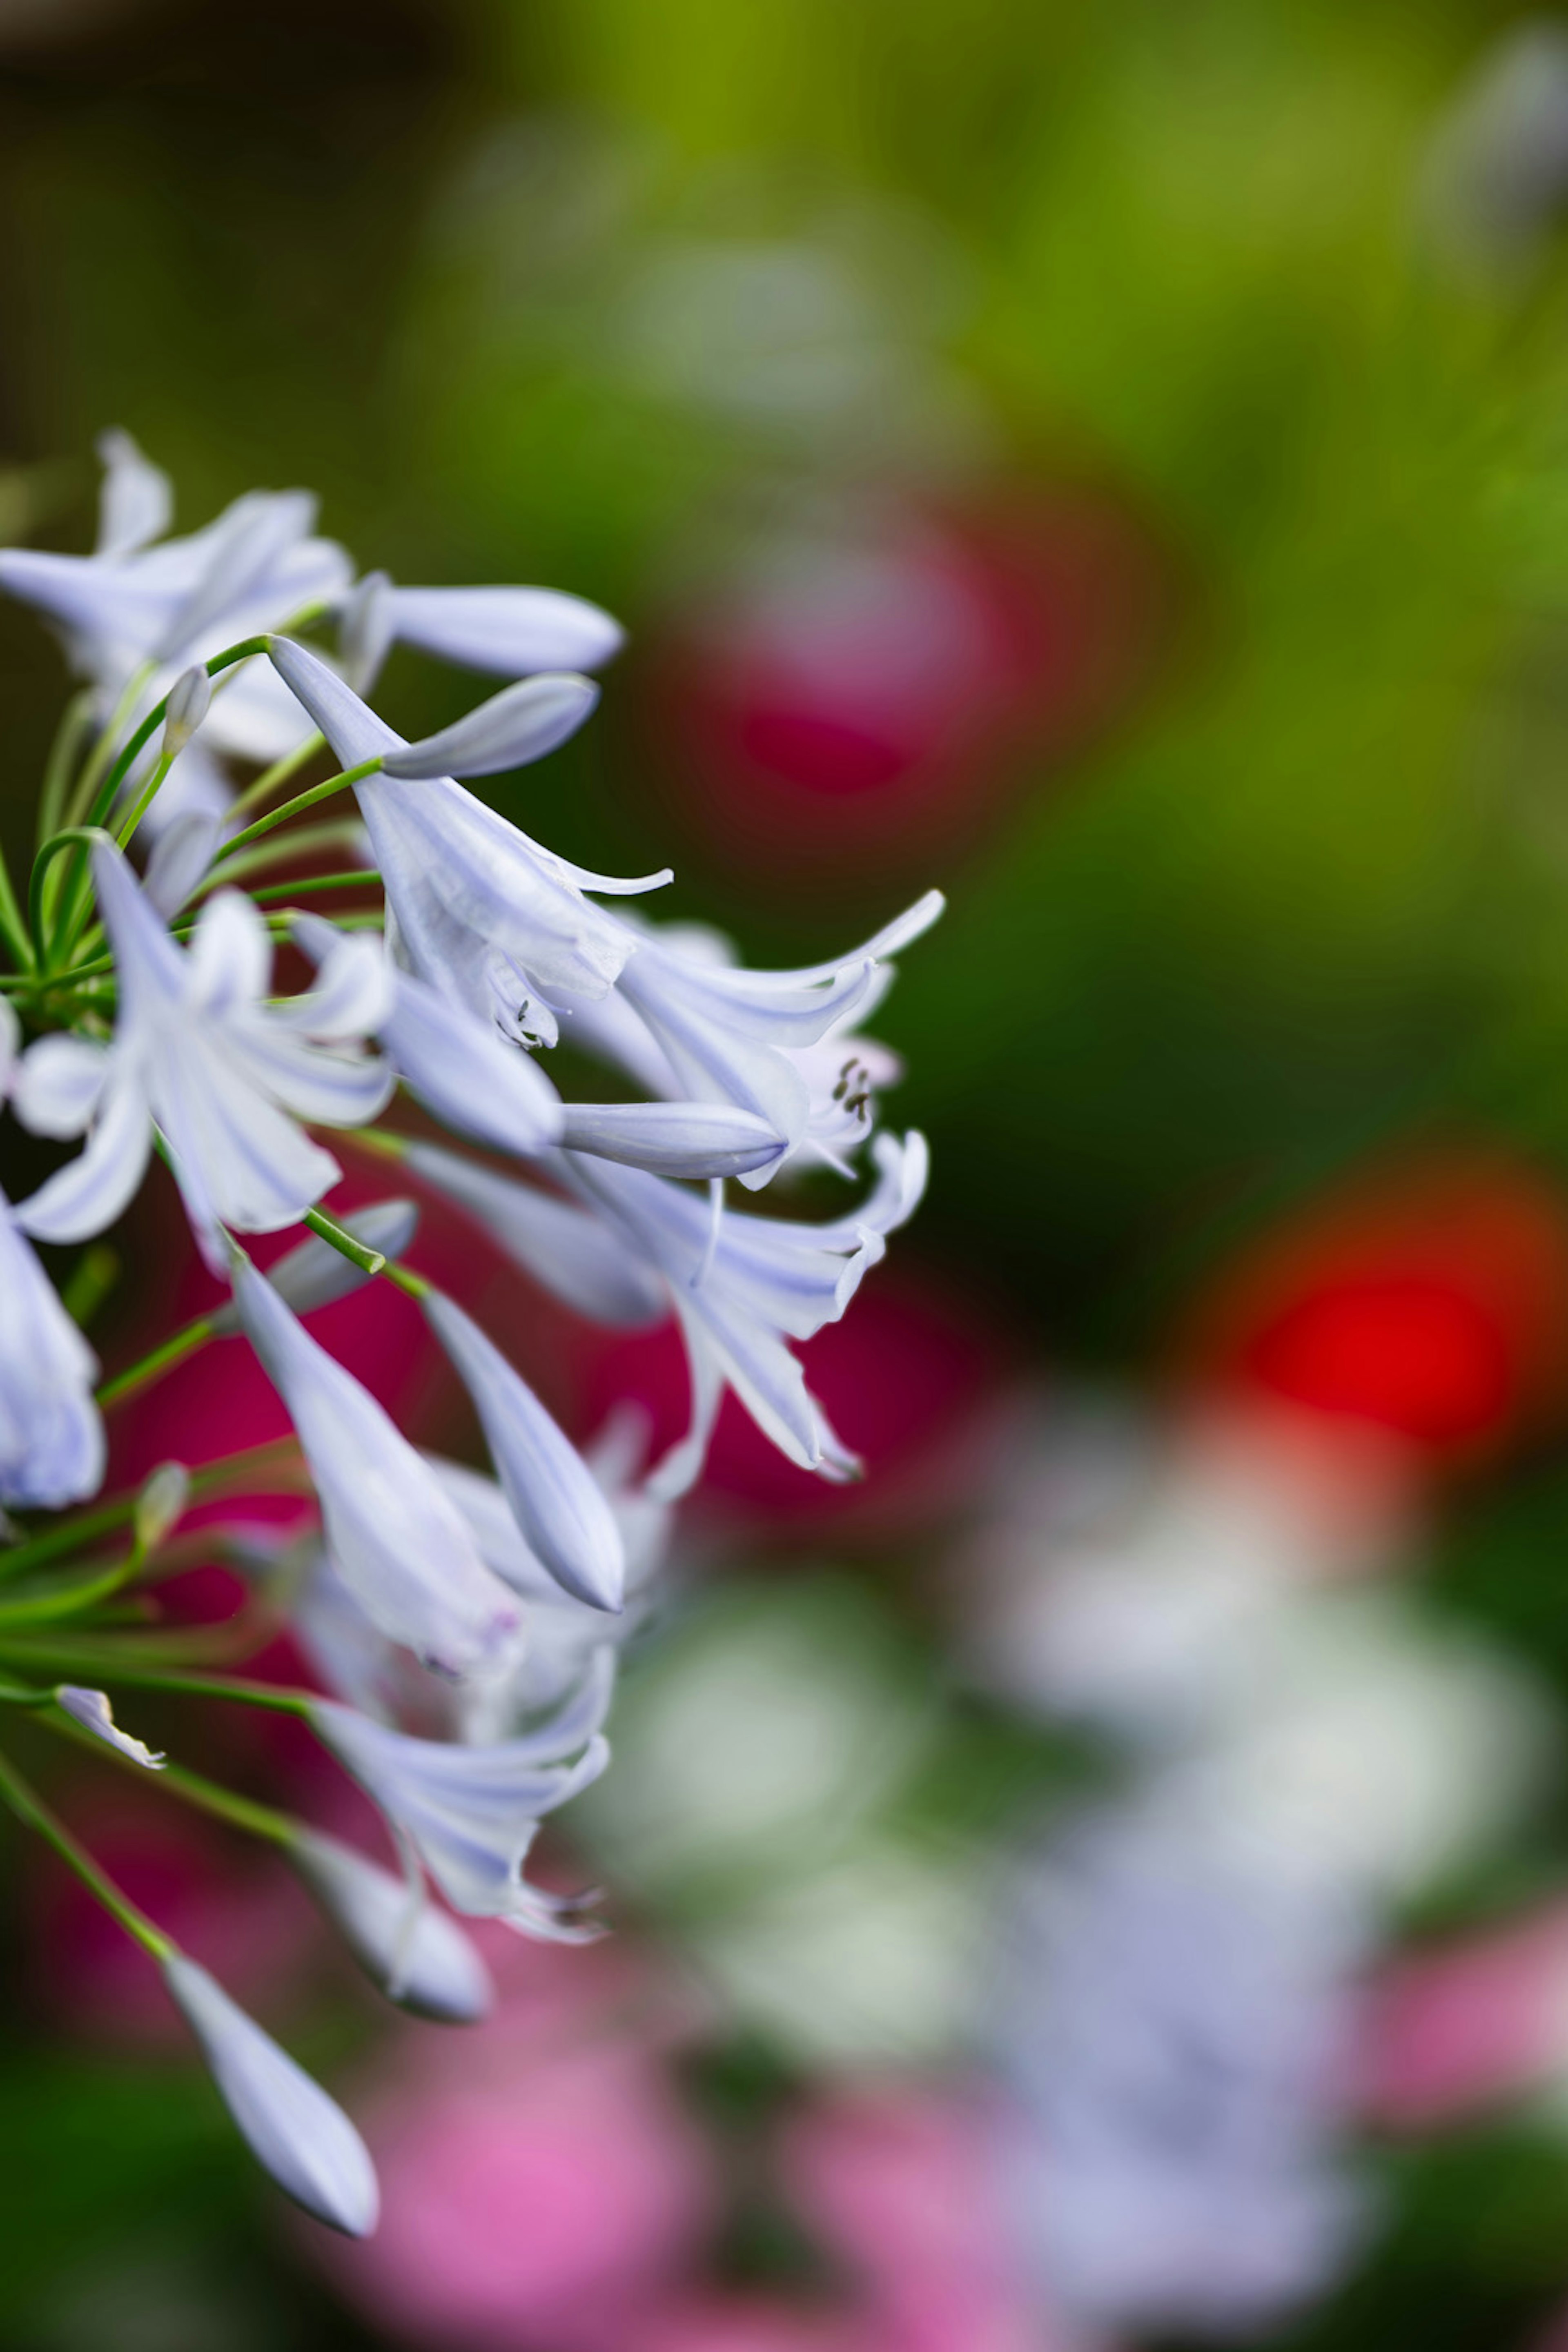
[[385, 584, 624, 675], [55, 1686, 165, 1768], [12, 1035, 111, 1139], [14, 1063, 154, 1245], [381, 673, 600, 779], [559, 1100, 786, 1180], [423, 1291, 626, 1613], [95, 428, 174, 559], [144, 810, 223, 916], [0, 1192, 104, 1507], [290, 1829, 494, 2022], [186, 888, 272, 1017], [405, 1140, 664, 1327], [230, 1251, 519, 1679]]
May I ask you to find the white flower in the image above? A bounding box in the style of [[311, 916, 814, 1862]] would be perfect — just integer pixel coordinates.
[[228, 1250, 520, 1680], [0, 442, 348, 770], [267, 635, 669, 1039], [288, 1827, 494, 2022], [160, 1952, 379, 2235], [422, 1130, 928, 1494], [292, 910, 564, 1159], [0, 1179, 105, 1509], [558, 896, 942, 1187], [421, 1292, 626, 1613], [309, 1662, 613, 1932], [54, 1686, 165, 1769], [13, 844, 393, 1269]]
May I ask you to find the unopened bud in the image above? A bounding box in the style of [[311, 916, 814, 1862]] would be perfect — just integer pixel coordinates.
[[162, 665, 211, 760], [134, 1459, 189, 1552]]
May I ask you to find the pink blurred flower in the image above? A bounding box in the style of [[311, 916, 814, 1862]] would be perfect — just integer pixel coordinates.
[[321, 1943, 717, 2350], [1361, 1903, 1568, 2127]]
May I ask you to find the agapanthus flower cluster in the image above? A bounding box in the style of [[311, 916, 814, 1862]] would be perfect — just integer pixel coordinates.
[[0, 434, 937, 2234]]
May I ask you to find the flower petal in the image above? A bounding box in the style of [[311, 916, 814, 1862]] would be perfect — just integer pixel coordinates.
[[385, 584, 624, 675], [423, 1291, 626, 1613], [559, 1100, 787, 1181], [95, 428, 174, 559], [381, 673, 600, 779], [405, 1141, 665, 1327], [12, 1035, 111, 1140]]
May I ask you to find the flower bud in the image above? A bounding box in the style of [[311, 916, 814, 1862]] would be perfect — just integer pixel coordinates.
[[160, 1952, 379, 2235], [134, 1459, 189, 1552], [290, 1827, 494, 2022], [161, 664, 211, 759]]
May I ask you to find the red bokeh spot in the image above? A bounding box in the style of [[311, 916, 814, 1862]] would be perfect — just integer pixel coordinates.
[[1185, 1152, 1568, 1458]]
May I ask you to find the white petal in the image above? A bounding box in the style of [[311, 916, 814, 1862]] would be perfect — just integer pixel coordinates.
[[160, 1953, 379, 2236], [559, 1100, 786, 1180], [15, 1062, 154, 1245], [153, 1030, 343, 1241], [95, 428, 174, 559], [386, 584, 625, 675], [339, 570, 395, 694], [381, 673, 599, 779], [0, 997, 16, 1098], [311, 1690, 612, 1919], [186, 888, 272, 1018], [90, 839, 185, 1020], [0, 547, 185, 657], [0, 1194, 104, 1508], [155, 490, 317, 664], [423, 1291, 626, 1612], [12, 1035, 111, 1139], [277, 926, 394, 1042], [55, 1686, 165, 1769], [405, 1141, 664, 1327], [268, 634, 401, 769], [383, 969, 564, 1154], [229, 1252, 519, 1678], [290, 1829, 494, 2022]]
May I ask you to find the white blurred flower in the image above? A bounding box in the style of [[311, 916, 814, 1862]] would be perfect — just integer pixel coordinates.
[[0, 1181, 104, 1510]]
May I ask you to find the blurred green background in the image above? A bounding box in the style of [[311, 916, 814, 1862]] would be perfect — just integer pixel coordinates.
[[11, 0, 1568, 2345]]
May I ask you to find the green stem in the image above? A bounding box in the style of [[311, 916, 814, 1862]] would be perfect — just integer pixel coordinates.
[[383, 1259, 433, 1301], [0, 840, 33, 973], [180, 820, 366, 902], [0, 1554, 142, 1627], [96, 1318, 215, 1410], [216, 756, 383, 863], [0, 1437, 305, 1584], [46, 1713, 296, 1845], [0, 1746, 174, 1958], [115, 745, 176, 847], [226, 730, 325, 822], [29, 826, 115, 970], [38, 690, 96, 850], [65, 662, 154, 829], [303, 1205, 386, 1277], [29, 1665, 312, 1717], [47, 637, 274, 964], [248, 870, 379, 906]]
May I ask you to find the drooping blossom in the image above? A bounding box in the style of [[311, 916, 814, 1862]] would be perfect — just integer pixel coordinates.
[[0, 1175, 105, 1509]]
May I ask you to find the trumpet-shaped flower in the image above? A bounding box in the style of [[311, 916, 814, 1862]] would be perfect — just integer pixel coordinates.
[[309, 1661, 613, 1930], [228, 1251, 520, 1680], [160, 1952, 379, 2235], [289, 1828, 494, 2023], [0, 1180, 105, 1509], [421, 1291, 626, 1613], [13, 845, 392, 1268], [267, 635, 669, 1039], [561, 895, 943, 1185], [416, 1129, 929, 1493], [292, 911, 564, 1158]]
